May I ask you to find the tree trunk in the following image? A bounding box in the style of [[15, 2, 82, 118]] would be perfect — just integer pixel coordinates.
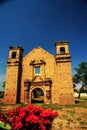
[[78, 89, 81, 99], [78, 83, 87, 98]]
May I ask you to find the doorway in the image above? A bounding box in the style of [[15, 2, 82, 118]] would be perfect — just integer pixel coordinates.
[[31, 88, 44, 103]]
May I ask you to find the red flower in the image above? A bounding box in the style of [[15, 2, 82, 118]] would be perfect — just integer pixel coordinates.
[[0, 104, 58, 130]]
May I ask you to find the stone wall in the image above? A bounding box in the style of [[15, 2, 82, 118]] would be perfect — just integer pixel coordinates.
[[4, 42, 75, 105]]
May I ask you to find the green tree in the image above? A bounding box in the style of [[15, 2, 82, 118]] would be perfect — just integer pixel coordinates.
[[73, 62, 87, 98], [1, 81, 6, 90]]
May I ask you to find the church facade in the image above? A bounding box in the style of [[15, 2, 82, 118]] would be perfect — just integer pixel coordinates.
[[4, 41, 74, 104]]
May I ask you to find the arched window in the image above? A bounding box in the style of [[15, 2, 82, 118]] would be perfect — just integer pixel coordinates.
[[60, 47, 65, 54], [12, 52, 16, 59]]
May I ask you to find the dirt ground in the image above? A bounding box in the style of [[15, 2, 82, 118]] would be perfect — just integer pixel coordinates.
[[52, 107, 87, 130], [0, 97, 87, 130]]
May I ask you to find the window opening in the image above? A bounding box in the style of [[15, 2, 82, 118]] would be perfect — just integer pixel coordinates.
[[35, 66, 40, 74], [60, 47, 65, 54], [12, 52, 16, 59]]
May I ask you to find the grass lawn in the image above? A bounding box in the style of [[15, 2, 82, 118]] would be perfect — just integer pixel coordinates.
[[0, 97, 87, 130]]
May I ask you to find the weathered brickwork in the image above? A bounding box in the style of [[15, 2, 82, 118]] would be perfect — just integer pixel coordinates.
[[4, 41, 75, 104]]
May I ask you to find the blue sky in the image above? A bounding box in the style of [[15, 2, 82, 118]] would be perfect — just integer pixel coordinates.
[[0, 0, 87, 90]]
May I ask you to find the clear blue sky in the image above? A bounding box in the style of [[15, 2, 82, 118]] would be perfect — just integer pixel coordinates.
[[0, 0, 87, 90]]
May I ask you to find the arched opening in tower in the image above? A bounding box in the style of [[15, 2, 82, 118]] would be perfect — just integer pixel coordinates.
[[60, 47, 65, 54]]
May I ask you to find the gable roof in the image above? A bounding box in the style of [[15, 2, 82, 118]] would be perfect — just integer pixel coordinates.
[[24, 46, 54, 59]]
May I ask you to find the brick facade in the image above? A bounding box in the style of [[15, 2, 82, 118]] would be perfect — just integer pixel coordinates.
[[4, 41, 74, 104]]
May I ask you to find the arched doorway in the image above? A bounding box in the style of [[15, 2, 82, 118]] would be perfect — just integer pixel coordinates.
[[31, 88, 44, 103]]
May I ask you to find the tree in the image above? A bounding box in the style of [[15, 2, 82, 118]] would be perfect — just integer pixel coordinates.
[[73, 62, 87, 98], [1, 81, 6, 90]]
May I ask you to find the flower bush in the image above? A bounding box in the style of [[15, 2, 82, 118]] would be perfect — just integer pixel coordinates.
[[0, 104, 58, 130]]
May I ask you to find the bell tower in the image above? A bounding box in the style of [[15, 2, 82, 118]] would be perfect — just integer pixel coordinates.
[[55, 41, 74, 104], [4, 46, 24, 104]]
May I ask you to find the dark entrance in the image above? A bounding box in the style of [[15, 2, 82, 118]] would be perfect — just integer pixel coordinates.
[[31, 88, 44, 103]]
